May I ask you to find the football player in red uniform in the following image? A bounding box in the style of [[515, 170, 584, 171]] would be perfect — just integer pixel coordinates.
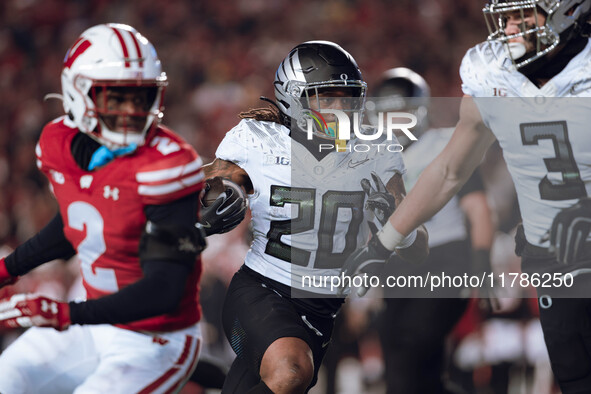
[[0, 23, 239, 393]]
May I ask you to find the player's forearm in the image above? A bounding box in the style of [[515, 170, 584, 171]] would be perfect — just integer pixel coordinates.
[[388, 97, 495, 238], [69, 260, 190, 325], [390, 155, 466, 236], [5, 212, 76, 276], [461, 191, 495, 251]]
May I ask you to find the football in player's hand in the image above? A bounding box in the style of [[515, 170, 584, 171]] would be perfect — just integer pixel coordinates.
[[201, 177, 226, 207], [198, 177, 247, 236]]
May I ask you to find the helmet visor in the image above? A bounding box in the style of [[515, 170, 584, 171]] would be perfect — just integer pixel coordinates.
[[287, 81, 367, 140]]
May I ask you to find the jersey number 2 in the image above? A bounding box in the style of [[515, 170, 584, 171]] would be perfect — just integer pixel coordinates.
[[520, 121, 586, 200], [68, 201, 119, 292]]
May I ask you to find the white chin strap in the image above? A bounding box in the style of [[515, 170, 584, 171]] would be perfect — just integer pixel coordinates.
[[507, 42, 527, 60]]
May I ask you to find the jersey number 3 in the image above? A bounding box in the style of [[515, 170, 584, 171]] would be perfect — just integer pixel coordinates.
[[520, 121, 587, 201]]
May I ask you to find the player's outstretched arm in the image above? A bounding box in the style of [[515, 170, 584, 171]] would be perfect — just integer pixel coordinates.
[[384, 96, 496, 247], [0, 193, 206, 331], [66, 193, 205, 326], [460, 185, 499, 311], [339, 172, 429, 297], [385, 173, 429, 265], [0, 212, 77, 289]]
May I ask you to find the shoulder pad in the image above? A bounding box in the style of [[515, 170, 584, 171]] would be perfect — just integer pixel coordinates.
[[137, 129, 204, 205], [460, 42, 507, 97], [36, 117, 77, 173], [216, 119, 289, 165]]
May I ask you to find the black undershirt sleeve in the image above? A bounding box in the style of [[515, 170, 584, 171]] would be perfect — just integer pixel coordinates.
[[5, 213, 76, 277], [69, 259, 190, 325], [69, 192, 199, 325]]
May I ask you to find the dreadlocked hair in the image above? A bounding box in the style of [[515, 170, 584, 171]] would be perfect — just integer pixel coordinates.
[[239, 97, 285, 125], [239, 106, 282, 123]]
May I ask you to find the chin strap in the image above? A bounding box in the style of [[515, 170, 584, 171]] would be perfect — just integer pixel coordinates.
[[260, 96, 290, 127], [88, 143, 137, 171]]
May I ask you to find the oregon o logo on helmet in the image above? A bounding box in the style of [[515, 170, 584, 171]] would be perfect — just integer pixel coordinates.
[[305, 109, 418, 152]]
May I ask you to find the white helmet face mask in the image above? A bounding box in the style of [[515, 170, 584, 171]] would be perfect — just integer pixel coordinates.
[[61, 23, 167, 147], [483, 0, 591, 69]]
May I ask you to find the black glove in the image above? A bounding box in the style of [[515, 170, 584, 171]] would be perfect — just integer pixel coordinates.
[[514, 223, 526, 257], [337, 235, 392, 297], [361, 172, 396, 225], [549, 197, 591, 264], [198, 177, 247, 236]]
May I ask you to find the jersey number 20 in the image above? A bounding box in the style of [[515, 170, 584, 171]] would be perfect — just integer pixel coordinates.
[[265, 185, 365, 269]]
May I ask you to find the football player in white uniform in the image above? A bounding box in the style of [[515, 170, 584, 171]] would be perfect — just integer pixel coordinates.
[[371, 68, 495, 394], [203, 41, 428, 393], [343, 1, 591, 392]]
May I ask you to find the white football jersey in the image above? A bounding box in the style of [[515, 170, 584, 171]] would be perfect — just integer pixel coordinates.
[[404, 128, 469, 247], [216, 119, 405, 293], [460, 40, 591, 247]]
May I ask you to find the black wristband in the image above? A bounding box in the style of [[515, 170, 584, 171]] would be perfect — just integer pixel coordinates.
[[472, 249, 491, 274]]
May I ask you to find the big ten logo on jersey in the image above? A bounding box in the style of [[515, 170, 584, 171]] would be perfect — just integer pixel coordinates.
[[265, 155, 290, 166], [492, 87, 507, 97], [150, 136, 180, 156]]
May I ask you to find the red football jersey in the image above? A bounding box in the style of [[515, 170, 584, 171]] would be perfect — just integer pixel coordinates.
[[36, 116, 204, 331]]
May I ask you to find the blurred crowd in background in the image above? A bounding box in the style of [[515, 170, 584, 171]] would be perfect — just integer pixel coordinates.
[[0, 0, 556, 393]]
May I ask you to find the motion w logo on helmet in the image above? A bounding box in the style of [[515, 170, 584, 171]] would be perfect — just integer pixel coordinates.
[[63, 38, 92, 69]]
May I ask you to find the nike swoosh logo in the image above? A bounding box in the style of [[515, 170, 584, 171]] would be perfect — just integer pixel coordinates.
[[201, 222, 212, 228], [348, 158, 370, 168]]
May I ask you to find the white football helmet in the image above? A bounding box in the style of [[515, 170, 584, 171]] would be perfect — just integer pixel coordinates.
[[484, 0, 591, 68], [61, 23, 167, 147]]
